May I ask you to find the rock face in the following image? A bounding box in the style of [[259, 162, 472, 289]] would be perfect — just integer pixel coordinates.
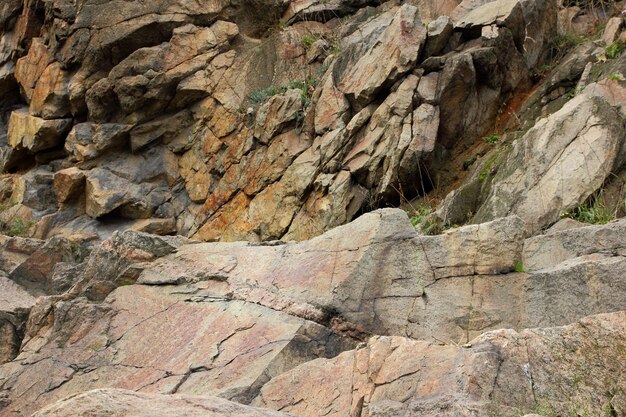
[[0, 285, 350, 416], [0, 0, 625, 416], [473, 93, 626, 233], [436, 79, 626, 232], [0, 0, 557, 242], [2, 209, 625, 416], [254, 312, 626, 417], [33, 389, 295, 417], [0, 275, 34, 364]]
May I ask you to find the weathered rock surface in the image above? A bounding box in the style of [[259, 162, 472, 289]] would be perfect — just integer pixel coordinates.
[[255, 312, 626, 417], [0, 285, 351, 416], [137, 209, 626, 343], [0, 0, 559, 242], [474, 94, 625, 233], [0, 1, 625, 417], [438, 83, 626, 233], [523, 218, 626, 272], [0, 209, 624, 416], [33, 389, 295, 417]]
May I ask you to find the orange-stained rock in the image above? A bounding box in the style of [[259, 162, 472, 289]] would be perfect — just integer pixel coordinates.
[[7, 109, 72, 153], [29, 61, 71, 119], [14, 38, 53, 102]]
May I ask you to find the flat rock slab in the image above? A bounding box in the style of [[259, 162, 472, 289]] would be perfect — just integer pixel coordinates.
[[523, 218, 626, 271], [32, 388, 294, 417], [0, 285, 351, 416], [254, 312, 626, 417]]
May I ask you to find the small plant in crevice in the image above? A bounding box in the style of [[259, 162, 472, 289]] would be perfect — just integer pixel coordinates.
[[247, 78, 317, 107], [483, 133, 500, 144], [514, 261, 526, 273], [608, 72, 626, 81], [4, 217, 34, 237], [406, 203, 444, 235], [606, 40, 626, 60], [560, 192, 615, 225], [301, 34, 320, 49], [479, 153, 500, 183], [0, 200, 18, 212], [408, 203, 433, 228], [248, 86, 285, 104], [463, 155, 478, 170], [548, 32, 589, 64]]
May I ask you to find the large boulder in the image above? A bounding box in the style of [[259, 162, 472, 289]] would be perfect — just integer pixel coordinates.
[[472, 93, 626, 233]]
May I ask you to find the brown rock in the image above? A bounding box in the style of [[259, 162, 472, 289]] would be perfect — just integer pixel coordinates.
[[29, 61, 71, 119], [53, 167, 85, 203], [7, 109, 72, 153], [313, 64, 350, 134], [337, 4, 427, 105], [424, 16, 453, 58], [13, 38, 53, 102], [254, 89, 303, 144], [0, 275, 35, 364], [602, 16, 624, 45]]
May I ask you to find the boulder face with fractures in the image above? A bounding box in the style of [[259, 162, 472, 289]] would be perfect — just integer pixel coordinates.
[[1, 209, 625, 416], [254, 312, 626, 417]]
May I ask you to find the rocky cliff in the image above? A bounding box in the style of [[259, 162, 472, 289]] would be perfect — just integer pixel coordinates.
[[1, 0, 626, 416]]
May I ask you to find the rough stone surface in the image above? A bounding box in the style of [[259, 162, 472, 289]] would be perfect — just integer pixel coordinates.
[[0, 285, 351, 416], [523, 219, 626, 272], [255, 312, 626, 417], [7, 110, 72, 153], [0, 0, 560, 241], [473, 93, 626, 233], [602, 16, 624, 45], [0, 275, 35, 364], [33, 389, 289, 417], [33, 389, 295, 417], [0, 2, 624, 417]]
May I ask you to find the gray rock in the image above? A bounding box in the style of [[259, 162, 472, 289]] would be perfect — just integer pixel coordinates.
[[65, 123, 132, 162], [424, 16, 453, 58], [0, 274, 35, 363], [473, 94, 626, 234], [523, 219, 626, 272]]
